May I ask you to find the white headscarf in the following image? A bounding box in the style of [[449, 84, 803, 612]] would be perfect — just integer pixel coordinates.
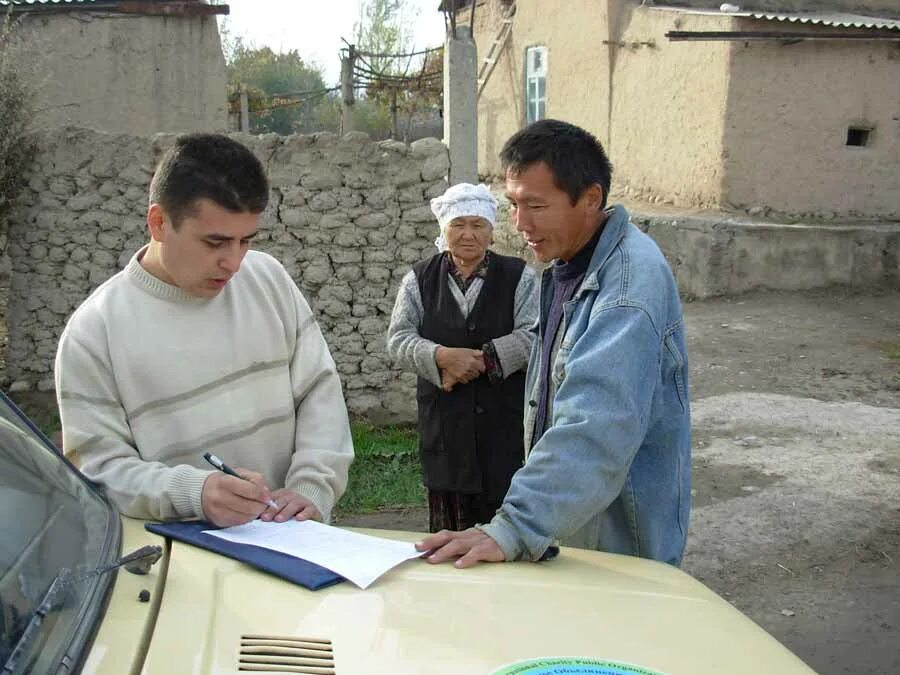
[[429, 183, 497, 252]]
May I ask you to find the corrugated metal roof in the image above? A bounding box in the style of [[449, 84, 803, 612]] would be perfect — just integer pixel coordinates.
[[650, 5, 900, 31], [0, 0, 222, 6], [0, 0, 228, 15], [1, 0, 149, 4]]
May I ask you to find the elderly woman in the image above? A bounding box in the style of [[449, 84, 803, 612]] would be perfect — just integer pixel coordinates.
[[387, 183, 538, 533]]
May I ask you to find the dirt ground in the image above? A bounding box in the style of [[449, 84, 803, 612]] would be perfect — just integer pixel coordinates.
[[338, 286, 900, 675]]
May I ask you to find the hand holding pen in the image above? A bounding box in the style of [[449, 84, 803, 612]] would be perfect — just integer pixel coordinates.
[[200, 452, 278, 528], [203, 453, 278, 508]]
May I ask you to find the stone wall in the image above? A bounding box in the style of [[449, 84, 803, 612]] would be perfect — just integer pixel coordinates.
[[4, 127, 451, 422], [633, 214, 900, 299]]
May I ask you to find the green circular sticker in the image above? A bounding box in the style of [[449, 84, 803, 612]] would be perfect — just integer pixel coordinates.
[[490, 657, 667, 675]]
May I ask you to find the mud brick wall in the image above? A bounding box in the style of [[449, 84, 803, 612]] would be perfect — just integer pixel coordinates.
[[5, 127, 452, 421]]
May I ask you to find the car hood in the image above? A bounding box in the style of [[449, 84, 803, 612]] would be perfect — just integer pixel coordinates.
[[84, 517, 813, 675]]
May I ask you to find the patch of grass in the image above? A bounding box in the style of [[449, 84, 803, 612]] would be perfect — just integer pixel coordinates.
[[335, 422, 424, 515], [883, 341, 900, 360]]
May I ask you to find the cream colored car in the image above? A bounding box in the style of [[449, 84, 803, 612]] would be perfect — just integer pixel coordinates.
[[1, 394, 814, 675]]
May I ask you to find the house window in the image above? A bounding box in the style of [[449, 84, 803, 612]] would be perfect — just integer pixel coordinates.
[[525, 46, 547, 125]]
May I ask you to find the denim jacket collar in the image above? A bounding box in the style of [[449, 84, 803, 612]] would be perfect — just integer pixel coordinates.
[[573, 203, 630, 299], [536, 204, 632, 323]]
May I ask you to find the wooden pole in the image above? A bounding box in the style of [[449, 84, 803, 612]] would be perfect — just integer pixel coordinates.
[[341, 45, 356, 134], [390, 88, 398, 140], [239, 83, 249, 133]]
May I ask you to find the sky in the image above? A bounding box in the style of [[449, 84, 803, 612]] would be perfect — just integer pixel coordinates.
[[218, 0, 446, 85]]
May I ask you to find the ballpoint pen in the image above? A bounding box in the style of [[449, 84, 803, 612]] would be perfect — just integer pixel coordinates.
[[203, 452, 279, 510]]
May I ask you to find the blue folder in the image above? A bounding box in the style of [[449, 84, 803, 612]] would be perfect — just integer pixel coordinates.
[[145, 520, 345, 591]]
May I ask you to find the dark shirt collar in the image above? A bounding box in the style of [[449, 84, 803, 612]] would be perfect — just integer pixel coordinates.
[[552, 224, 604, 283], [447, 249, 491, 293]]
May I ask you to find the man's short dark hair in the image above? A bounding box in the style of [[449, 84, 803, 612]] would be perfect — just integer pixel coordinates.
[[500, 119, 613, 208], [149, 133, 269, 227]]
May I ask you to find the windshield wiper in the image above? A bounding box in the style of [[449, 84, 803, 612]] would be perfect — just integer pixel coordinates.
[[2, 572, 69, 674], [65, 544, 163, 583], [2, 545, 162, 674]]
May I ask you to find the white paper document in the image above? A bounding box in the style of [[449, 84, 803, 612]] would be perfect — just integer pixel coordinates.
[[203, 519, 422, 589]]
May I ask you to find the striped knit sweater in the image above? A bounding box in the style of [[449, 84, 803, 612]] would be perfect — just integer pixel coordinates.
[[55, 248, 353, 523]]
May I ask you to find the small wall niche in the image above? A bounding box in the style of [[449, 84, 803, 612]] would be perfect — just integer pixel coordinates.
[[846, 126, 873, 147]]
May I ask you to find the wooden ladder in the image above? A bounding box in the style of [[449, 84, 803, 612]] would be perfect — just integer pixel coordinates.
[[476, 1, 516, 97]]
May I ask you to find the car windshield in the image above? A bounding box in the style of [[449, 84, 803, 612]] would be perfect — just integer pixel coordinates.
[[0, 394, 119, 673]]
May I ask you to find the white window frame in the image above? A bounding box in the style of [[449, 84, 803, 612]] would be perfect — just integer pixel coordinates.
[[525, 45, 548, 125]]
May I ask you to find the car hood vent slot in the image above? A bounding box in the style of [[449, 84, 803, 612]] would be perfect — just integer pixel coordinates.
[[239, 634, 335, 674]]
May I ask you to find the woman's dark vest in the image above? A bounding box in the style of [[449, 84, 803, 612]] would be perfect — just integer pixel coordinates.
[[413, 251, 527, 498]]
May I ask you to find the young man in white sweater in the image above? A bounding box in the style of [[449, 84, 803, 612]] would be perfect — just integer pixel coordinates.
[[54, 133, 354, 528]]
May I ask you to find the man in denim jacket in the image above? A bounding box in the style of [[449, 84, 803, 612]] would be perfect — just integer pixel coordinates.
[[417, 119, 690, 567]]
